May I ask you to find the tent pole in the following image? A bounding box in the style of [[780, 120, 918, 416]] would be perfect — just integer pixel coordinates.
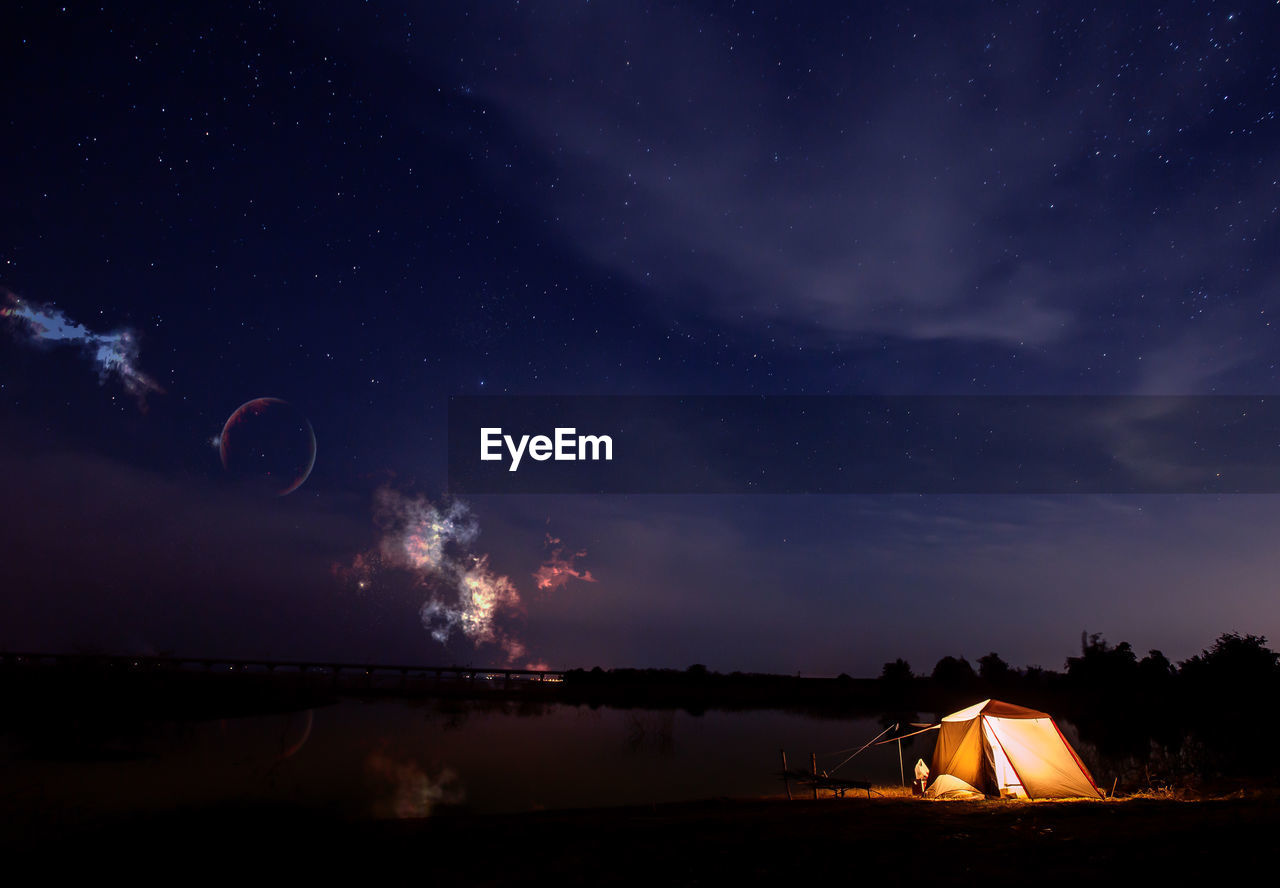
[[780, 749, 792, 801], [897, 737, 904, 787]]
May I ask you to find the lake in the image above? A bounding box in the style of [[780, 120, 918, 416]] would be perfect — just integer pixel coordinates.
[[1, 699, 937, 821]]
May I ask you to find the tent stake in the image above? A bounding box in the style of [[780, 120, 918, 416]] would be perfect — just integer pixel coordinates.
[[781, 749, 792, 801], [811, 752, 818, 800]]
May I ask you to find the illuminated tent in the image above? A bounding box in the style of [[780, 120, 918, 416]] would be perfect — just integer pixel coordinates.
[[924, 774, 985, 800], [928, 699, 1102, 799]]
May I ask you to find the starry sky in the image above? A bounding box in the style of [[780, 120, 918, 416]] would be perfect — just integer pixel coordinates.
[[3, 2, 1280, 674]]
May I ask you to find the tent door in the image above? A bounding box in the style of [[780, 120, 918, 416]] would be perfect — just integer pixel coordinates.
[[981, 717, 1027, 799]]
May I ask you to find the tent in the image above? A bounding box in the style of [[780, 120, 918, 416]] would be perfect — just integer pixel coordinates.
[[929, 699, 1102, 799], [924, 774, 986, 800]]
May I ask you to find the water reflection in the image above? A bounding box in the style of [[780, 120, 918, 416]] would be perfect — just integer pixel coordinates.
[[1, 699, 927, 823], [366, 751, 465, 819], [625, 711, 675, 755]]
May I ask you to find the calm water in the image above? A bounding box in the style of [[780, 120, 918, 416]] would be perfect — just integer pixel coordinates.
[[1, 700, 936, 820]]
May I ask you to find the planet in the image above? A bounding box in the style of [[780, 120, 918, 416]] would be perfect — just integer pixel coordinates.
[[217, 397, 316, 496]]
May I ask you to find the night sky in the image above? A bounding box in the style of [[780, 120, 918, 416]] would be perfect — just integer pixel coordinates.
[[3, 2, 1280, 675]]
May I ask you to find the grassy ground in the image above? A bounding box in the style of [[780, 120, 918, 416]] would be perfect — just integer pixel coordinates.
[[8, 787, 1277, 882]]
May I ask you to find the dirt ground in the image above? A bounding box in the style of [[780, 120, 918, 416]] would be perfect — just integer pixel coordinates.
[[7, 787, 1277, 882]]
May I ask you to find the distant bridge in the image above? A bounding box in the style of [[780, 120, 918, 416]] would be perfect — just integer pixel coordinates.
[[0, 651, 566, 690]]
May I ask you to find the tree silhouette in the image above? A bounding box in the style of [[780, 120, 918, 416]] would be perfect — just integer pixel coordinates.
[[977, 652, 1014, 687], [880, 658, 913, 682], [931, 656, 976, 687], [1063, 634, 1145, 760], [1137, 649, 1176, 683], [1178, 633, 1280, 774], [1065, 633, 1138, 685], [1181, 633, 1278, 683]]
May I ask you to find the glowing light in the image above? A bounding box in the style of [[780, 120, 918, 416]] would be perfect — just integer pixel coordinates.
[[337, 493, 598, 665], [340, 489, 525, 661], [534, 533, 597, 592], [380, 492, 478, 573], [366, 752, 464, 818]]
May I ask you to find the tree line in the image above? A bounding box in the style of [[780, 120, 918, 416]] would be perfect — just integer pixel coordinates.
[[882, 631, 1280, 781]]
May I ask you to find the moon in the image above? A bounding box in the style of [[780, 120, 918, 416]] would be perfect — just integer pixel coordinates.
[[217, 397, 316, 496]]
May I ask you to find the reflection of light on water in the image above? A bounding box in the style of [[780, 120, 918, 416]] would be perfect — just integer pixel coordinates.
[[366, 751, 465, 818], [625, 712, 676, 755], [277, 709, 314, 762], [2, 700, 904, 822]]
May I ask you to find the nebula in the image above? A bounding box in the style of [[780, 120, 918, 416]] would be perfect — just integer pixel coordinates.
[[533, 533, 597, 592], [337, 491, 596, 665], [340, 488, 525, 661], [2, 289, 164, 407]]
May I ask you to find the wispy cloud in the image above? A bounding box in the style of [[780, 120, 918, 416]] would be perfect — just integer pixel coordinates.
[[2, 289, 164, 407], [372, 4, 1276, 382]]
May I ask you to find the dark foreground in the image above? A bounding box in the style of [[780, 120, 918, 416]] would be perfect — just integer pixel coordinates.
[[6, 793, 1276, 882]]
